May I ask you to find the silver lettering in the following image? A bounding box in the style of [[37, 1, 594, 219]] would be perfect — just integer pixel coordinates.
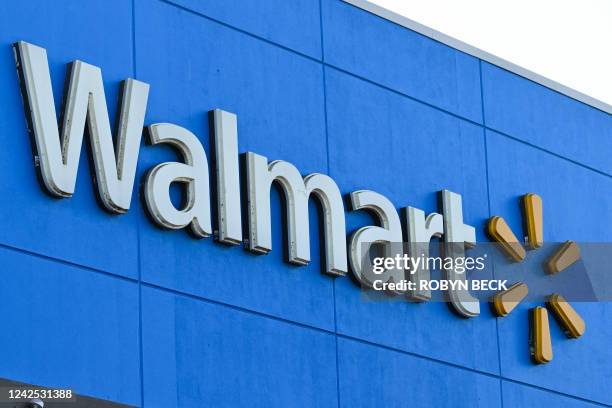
[[16, 41, 149, 213], [349, 190, 404, 291], [144, 124, 211, 237], [246, 153, 348, 276]]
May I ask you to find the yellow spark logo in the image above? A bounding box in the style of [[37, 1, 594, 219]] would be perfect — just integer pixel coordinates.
[[487, 193, 586, 364]]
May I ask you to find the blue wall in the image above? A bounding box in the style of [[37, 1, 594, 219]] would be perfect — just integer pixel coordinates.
[[0, 0, 610, 407]]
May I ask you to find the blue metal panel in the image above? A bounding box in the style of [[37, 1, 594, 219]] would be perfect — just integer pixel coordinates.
[[141, 286, 338, 407], [135, 0, 327, 172], [487, 130, 612, 243], [135, 0, 335, 330], [0, 0, 138, 278], [482, 62, 612, 175], [502, 381, 602, 408], [326, 68, 498, 373], [334, 278, 500, 374], [337, 338, 502, 408], [165, 0, 322, 59], [0, 246, 140, 405], [321, 0, 483, 123], [325, 68, 489, 231]]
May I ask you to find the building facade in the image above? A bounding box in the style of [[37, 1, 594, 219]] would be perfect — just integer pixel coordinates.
[[0, 0, 610, 407]]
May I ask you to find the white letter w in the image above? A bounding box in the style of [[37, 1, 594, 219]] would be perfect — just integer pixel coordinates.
[[15, 41, 149, 213]]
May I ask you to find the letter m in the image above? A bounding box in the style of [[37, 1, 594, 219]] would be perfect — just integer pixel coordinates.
[[14, 41, 149, 213]]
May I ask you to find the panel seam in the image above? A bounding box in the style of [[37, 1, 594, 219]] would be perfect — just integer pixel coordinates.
[[318, 1, 341, 407], [132, 0, 145, 406], [480, 58, 505, 408]]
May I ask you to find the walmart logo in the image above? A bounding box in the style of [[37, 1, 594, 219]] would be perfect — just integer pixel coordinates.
[[487, 193, 585, 364]]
